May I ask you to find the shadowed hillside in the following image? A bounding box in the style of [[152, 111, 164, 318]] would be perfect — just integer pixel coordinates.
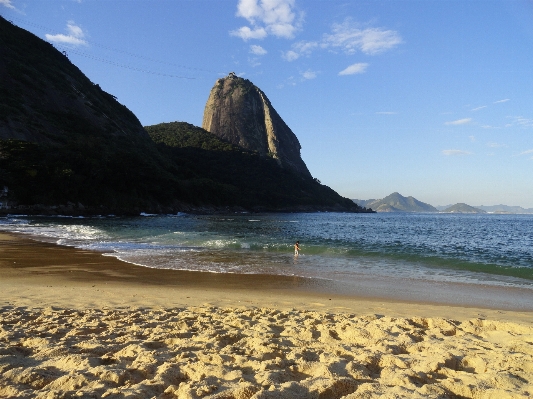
[[145, 122, 371, 212]]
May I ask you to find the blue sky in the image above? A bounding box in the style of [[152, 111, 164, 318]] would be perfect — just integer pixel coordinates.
[[2, 0, 532, 208]]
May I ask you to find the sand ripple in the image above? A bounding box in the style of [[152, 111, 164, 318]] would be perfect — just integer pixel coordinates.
[[1, 306, 532, 398]]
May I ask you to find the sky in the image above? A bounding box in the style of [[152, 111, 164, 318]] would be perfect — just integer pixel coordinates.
[[1, 0, 533, 208]]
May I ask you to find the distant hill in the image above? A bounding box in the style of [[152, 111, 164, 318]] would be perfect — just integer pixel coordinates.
[[442, 203, 486, 214], [353, 192, 438, 212], [352, 199, 376, 209], [475, 205, 533, 214]]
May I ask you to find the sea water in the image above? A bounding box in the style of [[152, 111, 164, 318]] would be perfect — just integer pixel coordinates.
[[2, 212, 533, 308]]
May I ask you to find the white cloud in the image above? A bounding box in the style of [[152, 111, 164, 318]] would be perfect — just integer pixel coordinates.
[[518, 149, 533, 156], [301, 69, 316, 80], [487, 142, 506, 148], [338, 62, 368, 76], [231, 26, 267, 40], [469, 135, 476, 142], [250, 44, 267, 55], [283, 18, 401, 62], [231, 0, 301, 40], [248, 57, 261, 67], [442, 149, 472, 156], [0, 0, 15, 9], [515, 117, 533, 128], [471, 106, 486, 111], [324, 20, 402, 55], [376, 111, 397, 115], [292, 40, 319, 55], [282, 50, 299, 61], [505, 116, 533, 128], [45, 21, 87, 46], [445, 118, 472, 126], [494, 99, 510, 104]]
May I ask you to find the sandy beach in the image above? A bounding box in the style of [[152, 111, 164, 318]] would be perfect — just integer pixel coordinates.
[[1, 232, 533, 398]]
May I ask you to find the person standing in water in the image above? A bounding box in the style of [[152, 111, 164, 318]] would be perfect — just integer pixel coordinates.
[[294, 241, 300, 256]]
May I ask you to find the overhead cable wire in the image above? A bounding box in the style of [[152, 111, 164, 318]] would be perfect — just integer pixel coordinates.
[[57, 45, 195, 79], [6, 16, 215, 76]]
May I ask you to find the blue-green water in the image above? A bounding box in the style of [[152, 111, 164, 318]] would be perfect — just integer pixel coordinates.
[[2, 213, 533, 306]]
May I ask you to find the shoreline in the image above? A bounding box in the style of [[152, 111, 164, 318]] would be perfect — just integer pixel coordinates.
[[2, 232, 533, 398], [1, 231, 533, 314]]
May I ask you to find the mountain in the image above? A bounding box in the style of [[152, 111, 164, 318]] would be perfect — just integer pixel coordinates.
[[474, 205, 533, 214], [0, 18, 369, 214], [202, 73, 311, 177], [0, 16, 181, 212], [442, 203, 486, 213], [354, 192, 438, 212], [352, 199, 376, 208]]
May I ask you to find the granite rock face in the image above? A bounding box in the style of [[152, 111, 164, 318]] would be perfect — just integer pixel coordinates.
[[202, 73, 311, 177]]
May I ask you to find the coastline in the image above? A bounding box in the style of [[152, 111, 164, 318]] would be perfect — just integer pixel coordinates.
[[1, 231, 533, 316], [1, 232, 533, 398]]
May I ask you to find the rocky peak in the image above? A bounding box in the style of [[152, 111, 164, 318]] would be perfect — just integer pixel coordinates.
[[202, 73, 311, 177]]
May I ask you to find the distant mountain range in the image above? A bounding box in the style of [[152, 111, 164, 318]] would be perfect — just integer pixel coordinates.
[[436, 204, 533, 214], [354, 193, 533, 214]]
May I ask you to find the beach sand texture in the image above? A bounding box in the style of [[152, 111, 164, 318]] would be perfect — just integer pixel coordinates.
[[1, 233, 533, 398], [1, 306, 533, 398]]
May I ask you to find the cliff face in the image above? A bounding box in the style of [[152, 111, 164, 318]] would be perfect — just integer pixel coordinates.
[[202, 73, 311, 177]]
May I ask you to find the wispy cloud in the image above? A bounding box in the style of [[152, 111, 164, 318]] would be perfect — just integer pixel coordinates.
[[248, 57, 261, 67], [518, 149, 533, 156], [282, 40, 318, 61], [376, 111, 397, 115], [471, 106, 486, 111], [250, 44, 267, 55], [338, 62, 368, 76], [494, 99, 510, 104], [445, 118, 472, 126], [469, 135, 476, 142], [45, 21, 87, 46], [513, 117, 533, 128], [282, 50, 300, 61], [231, 26, 267, 40], [487, 142, 506, 148], [284, 18, 401, 62], [324, 19, 402, 55], [442, 149, 472, 156], [0, 0, 15, 9], [231, 0, 302, 40], [301, 69, 317, 80]]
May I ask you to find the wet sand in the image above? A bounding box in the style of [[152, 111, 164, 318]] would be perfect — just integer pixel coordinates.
[[1, 232, 533, 398]]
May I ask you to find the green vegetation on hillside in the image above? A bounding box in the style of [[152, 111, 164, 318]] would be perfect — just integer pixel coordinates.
[[147, 122, 241, 152], [145, 122, 367, 211]]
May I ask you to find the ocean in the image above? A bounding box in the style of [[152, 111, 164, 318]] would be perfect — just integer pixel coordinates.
[[2, 212, 533, 309]]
